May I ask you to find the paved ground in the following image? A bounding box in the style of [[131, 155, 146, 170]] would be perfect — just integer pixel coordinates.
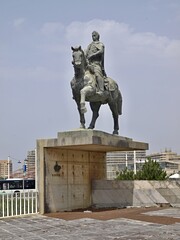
[[0, 207, 180, 240]]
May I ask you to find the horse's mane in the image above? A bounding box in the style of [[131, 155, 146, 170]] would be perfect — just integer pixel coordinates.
[[80, 48, 87, 68]]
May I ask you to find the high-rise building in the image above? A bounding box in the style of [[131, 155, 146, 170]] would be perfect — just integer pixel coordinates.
[[26, 150, 35, 179], [0, 160, 13, 179]]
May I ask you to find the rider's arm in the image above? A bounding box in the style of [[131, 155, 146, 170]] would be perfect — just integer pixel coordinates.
[[90, 46, 104, 59]]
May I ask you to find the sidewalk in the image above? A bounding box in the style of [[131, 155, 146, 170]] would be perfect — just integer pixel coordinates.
[[0, 207, 180, 240]]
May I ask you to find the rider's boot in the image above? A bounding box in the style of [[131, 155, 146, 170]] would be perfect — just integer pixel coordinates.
[[80, 102, 87, 114]]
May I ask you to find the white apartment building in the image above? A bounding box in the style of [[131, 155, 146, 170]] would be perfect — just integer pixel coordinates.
[[106, 149, 180, 179], [146, 149, 180, 176], [106, 150, 147, 179]]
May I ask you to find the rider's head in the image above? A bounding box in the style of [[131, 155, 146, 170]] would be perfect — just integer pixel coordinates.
[[92, 31, 100, 41]]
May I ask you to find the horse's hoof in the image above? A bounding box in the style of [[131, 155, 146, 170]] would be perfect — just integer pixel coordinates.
[[80, 124, 86, 129], [80, 103, 87, 114], [113, 130, 119, 135], [81, 107, 87, 114], [88, 126, 94, 129]]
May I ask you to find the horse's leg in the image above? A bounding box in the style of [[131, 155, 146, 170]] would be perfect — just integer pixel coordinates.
[[80, 87, 88, 113], [78, 104, 86, 128], [74, 97, 86, 128], [108, 101, 119, 135], [88, 102, 101, 129], [80, 86, 93, 114]]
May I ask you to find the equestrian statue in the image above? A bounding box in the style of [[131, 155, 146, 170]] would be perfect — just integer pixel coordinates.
[[70, 31, 122, 135]]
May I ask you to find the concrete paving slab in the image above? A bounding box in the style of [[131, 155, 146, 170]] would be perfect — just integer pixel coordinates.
[[0, 208, 180, 240], [144, 207, 180, 218]]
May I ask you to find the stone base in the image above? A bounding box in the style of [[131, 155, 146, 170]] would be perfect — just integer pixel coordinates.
[[37, 129, 148, 214], [57, 129, 148, 152]]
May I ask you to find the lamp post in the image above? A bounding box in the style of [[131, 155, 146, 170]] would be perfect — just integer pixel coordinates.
[[125, 152, 128, 168], [134, 151, 137, 174], [7, 156, 10, 179], [17, 160, 22, 178], [23, 159, 28, 191]]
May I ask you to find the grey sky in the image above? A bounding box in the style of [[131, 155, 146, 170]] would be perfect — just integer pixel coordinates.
[[0, 0, 180, 169]]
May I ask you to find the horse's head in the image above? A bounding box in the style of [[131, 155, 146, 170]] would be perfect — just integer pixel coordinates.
[[71, 46, 87, 70]]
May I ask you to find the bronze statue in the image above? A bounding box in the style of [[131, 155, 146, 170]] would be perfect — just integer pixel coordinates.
[[85, 31, 106, 95], [70, 31, 122, 135]]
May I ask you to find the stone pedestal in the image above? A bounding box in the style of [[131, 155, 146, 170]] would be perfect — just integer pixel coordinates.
[[37, 129, 148, 214]]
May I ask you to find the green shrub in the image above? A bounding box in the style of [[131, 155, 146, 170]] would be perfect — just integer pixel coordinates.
[[116, 168, 134, 180], [115, 158, 167, 180]]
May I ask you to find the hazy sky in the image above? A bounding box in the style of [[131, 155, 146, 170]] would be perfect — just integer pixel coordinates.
[[0, 0, 180, 168]]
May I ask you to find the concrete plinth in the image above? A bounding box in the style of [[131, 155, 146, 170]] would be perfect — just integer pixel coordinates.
[[37, 129, 148, 214]]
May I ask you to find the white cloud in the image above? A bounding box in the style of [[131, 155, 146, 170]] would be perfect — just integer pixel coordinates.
[[39, 43, 68, 54], [66, 20, 132, 46], [0, 66, 61, 83], [39, 19, 180, 66], [41, 22, 64, 35], [13, 18, 26, 29], [164, 40, 180, 58], [64, 19, 180, 68]]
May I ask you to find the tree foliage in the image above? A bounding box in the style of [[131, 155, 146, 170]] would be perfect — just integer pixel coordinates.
[[116, 168, 134, 180], [116, 158, 167, 180]]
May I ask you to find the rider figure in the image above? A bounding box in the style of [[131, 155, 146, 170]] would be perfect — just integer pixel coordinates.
[[85, 31, 107, 95]]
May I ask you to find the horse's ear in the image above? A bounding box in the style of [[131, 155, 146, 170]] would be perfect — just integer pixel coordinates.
[[78, 46, 82, 50], [71, 46, 75, 51]]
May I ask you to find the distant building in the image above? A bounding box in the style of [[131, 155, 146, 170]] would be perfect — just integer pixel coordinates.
[[106, 150, 147, 179], [11, 150, 36, 179], [11, 168, 23, 178], [26, 150, 35, 179], [0, 159, 12, 179], [106, 149, 180, 179], [146, 149, 180, 176]]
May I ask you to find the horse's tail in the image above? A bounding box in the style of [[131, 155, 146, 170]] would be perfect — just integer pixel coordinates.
[[105, 77, 122, 115], [117, 89, 122, 115]]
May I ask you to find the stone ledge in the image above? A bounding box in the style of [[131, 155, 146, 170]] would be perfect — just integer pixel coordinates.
[[38, 129, 148, 152], [37, 129, 148, 152], [57, 129, 148, 152]]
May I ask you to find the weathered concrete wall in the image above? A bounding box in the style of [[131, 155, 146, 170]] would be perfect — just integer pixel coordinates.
[[92, 180, 180, 208], [44, 148, 106, 212], [37, 146, 106, 213]]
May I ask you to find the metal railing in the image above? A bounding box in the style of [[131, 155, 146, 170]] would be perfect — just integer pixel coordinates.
[[0, 190, 38, 218]]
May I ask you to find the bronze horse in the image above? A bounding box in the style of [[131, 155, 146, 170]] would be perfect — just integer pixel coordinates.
[[70, 46, 122, 135]]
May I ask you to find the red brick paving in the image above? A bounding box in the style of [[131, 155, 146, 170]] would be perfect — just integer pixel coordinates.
[[44, 207, 180, 225]]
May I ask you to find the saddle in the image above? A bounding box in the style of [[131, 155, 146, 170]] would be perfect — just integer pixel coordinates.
[[104, 77, 117, 92]]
